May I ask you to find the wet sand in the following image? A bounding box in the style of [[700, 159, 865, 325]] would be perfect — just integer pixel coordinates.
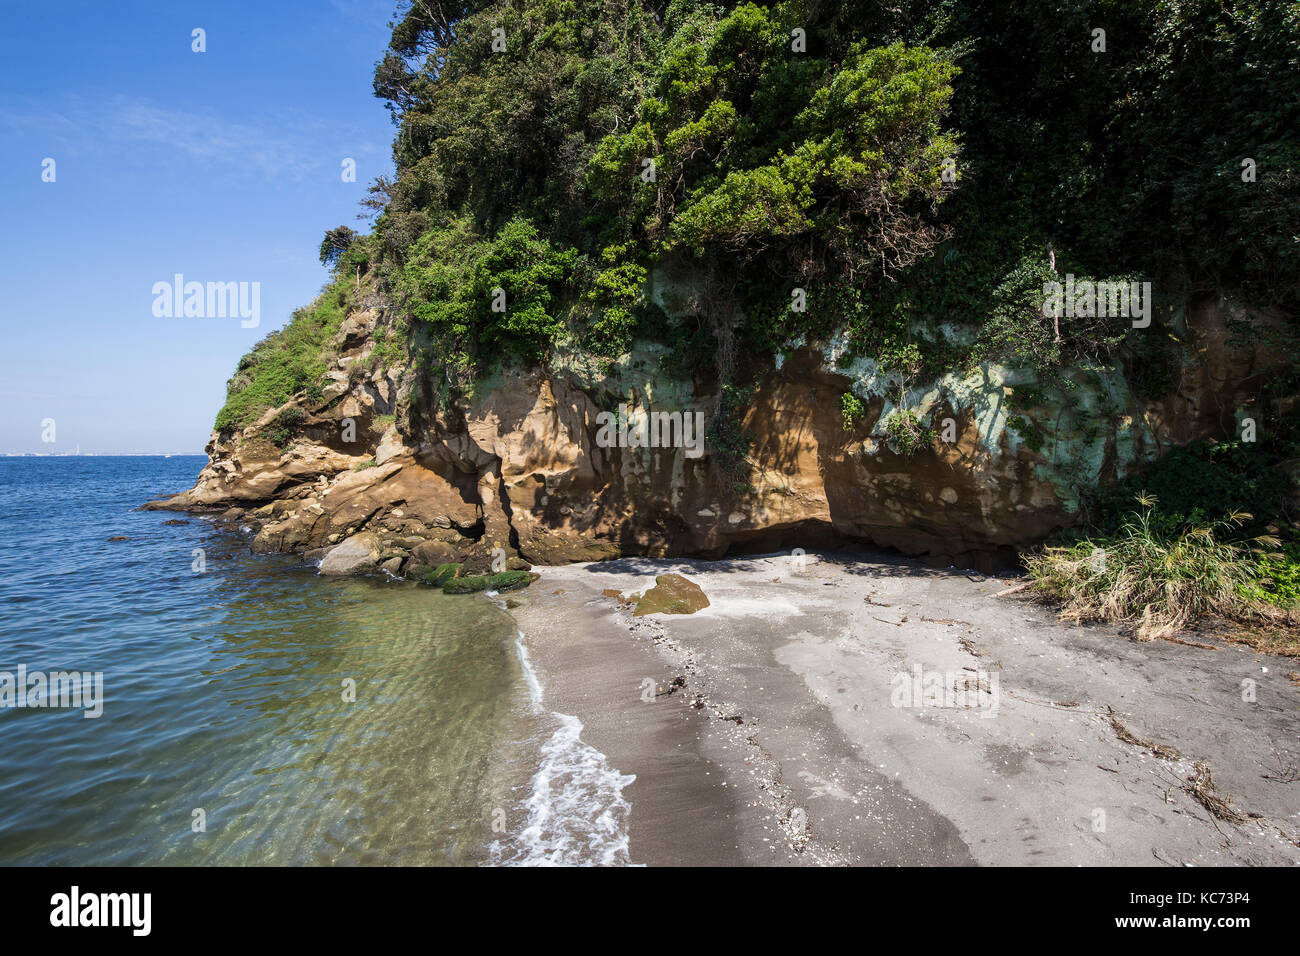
[[508, 550, 1300, 866]]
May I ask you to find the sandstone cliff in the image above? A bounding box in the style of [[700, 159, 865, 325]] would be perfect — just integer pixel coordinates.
[[150, 293, 1289, 577]]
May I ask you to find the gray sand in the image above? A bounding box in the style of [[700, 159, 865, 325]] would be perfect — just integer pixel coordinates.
[[509, 551, 1300, 866]]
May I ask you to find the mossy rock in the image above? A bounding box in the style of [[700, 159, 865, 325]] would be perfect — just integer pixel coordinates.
[[442, 574, 491, 594], [633, 573, 710, 616], [442, 570, 537, 594], [420, 562, 462, 587], [491, 570, 539, 592]]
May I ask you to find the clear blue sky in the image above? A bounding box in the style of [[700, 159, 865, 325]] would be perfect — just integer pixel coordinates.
[[0, 0, 397, 454]]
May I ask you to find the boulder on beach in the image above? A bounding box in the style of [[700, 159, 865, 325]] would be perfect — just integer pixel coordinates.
[[634, 573, 710, 616]]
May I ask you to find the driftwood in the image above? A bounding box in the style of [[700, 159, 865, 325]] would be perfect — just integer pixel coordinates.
[[992, 582, 1032, 598]]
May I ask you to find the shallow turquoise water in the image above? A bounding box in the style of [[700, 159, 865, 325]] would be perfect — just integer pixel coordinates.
[[0, 456, 542, 865]]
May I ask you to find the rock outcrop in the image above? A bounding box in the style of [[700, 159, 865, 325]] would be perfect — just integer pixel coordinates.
[[148, 294, 1290, 575]]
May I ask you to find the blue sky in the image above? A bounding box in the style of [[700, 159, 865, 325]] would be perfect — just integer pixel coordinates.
[[0, 0, 398, 453]]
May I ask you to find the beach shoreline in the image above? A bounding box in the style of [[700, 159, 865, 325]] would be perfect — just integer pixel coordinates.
[[503, 568, 753, 865], [507, 551, 1300, 866]]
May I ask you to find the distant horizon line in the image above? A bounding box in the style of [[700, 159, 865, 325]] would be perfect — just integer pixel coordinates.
[[0, 452, 206, 458]]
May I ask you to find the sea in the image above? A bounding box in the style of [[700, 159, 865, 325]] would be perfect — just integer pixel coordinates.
[[0, 456, 632, 866]]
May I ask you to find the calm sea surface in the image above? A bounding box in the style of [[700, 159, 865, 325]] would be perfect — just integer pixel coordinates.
[[0, 457, 631, 865]]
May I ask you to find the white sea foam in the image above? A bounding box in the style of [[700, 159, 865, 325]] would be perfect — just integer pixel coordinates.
[[490, 630, 636, 866], [514, 629, 545, 710]]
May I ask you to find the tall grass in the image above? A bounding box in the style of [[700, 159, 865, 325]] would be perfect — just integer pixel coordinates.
[[1025, 494, 1288, 641]]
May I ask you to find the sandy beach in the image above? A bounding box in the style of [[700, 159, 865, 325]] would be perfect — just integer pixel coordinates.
[[508, 551, 1300, 866]]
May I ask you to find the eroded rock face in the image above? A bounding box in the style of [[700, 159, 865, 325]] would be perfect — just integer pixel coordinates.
[[150, 295, 1289, 574]]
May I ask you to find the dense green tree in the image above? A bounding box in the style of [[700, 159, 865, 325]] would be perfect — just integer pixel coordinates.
[[319, 225, 359, 268], [356, 0, 1297, 387]]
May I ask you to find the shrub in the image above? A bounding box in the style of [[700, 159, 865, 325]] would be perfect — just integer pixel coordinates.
[[1026, 494, 1283, 640], [840, 391, 865, 430], [262, 407, 305, 448], [968, 255, 1128, 380], [1237, 543, 1300, 610], [1006, 415, 1044, 453], [706, 383, 755, 481], [882, 408, 935, 456], [399, 216, 576, 365]]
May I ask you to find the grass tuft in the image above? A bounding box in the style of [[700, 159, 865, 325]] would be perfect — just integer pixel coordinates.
[[1025, 494, 1294, 642]]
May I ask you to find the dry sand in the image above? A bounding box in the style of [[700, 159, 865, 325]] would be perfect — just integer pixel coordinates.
[[508, 550, 1300, 866]]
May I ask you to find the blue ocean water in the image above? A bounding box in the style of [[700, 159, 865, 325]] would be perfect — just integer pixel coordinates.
[[0, 456, 548, 865]]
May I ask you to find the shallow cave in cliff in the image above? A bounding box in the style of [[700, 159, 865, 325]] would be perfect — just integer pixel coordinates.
[[712, 520, 1022, 575]]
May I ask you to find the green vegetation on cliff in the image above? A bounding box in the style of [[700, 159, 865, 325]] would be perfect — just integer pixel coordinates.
[[221, 0, 1300, 436], [215, 283, 351, 433]]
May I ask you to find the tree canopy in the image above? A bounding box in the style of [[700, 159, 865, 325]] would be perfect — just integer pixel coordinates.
[[358, 0, 1297, 390]]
